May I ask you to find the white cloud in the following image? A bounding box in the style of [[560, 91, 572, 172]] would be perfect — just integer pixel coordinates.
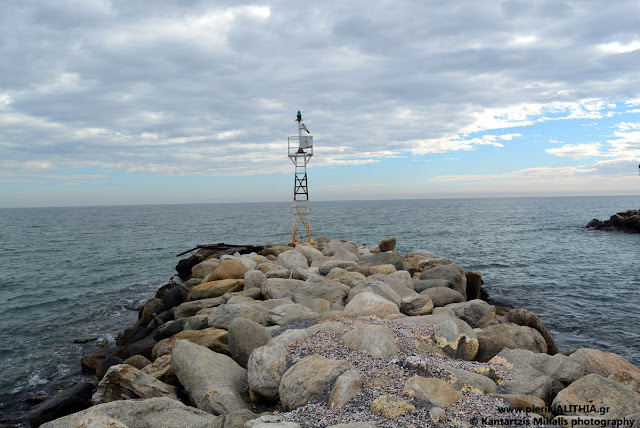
[[598, 41, 640, 55], [546, 143, 603, 159], [428, 166, 596, 183]]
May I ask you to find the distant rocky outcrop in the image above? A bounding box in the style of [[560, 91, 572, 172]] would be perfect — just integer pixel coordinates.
[[31, 236, 640, 428], [586, 209, 640, 233]]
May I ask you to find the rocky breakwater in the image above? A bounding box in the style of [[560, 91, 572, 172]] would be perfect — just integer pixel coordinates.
[[587, 209, 640, 233], [30, 236, 640, 428]]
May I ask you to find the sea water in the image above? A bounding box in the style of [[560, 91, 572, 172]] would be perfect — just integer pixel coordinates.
[[1, 196, 639, 424]]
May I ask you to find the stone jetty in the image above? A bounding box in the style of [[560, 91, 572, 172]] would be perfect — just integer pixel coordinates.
[[30, 237, 640, 427], [587, 209, 640, 233]]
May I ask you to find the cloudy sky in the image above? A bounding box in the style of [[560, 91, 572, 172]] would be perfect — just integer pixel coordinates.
[[2, 0, 639, 207]]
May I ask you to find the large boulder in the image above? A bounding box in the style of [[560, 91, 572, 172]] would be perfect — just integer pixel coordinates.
[[328, 370, 364, 408], [191, 260, 220, 279], [419, 264, 467, 296], [566, 348, 640, 379], [357, 251, 403, 271], [342, 324, 397, 358], [344, 292, 400, 318], [29, 382, 96, 428], [243, 270, 267, 290], [294, 246, 324, 264], [440, 365, 497, 394], [247, 329, 311, 401], [152, 328, 228, 360], [476, 323, 547, 362], [419, 287, 465, 307], [504, 308, 559, 355], [187, 279, 244, 300], [208, 302, 270, 329], [207, 260, 249, 281], [552, 374, 640, 419], [174, 297, 225, 319], [92, 364, 178, 404], [412, 278, 452, 293], [319, 261, 358, 275], [279, 355, 350, 411], [141, 355, 178, 386], [396, 314, 478, 360], [445, 299, 494, 327], [322, 241, 359, 258], [400, 295, 434, 316], [292, 281, 348, 306], [496, 349, 586, 390], [276, 251, 309, 270], [465, 271, 483, 300], [325, 268, 366, 287], [489, 355, 559, 403], [228, 318, 272, 369], [261, 278, 307, 300], [268, 303, 320, 325], [402, 376, 463, 407], [39, 397, 218, 428], [171, 340, 248, 415]]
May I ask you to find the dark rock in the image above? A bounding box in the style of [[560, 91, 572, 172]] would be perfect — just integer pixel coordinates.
[[28, 381, 96, 428], [586, 209, 640, 233], [96, 356, 125, 381], [465, 271, 483, 300], [504, 308, 559, 355], [176, 248, 218, 280], [81, 347, 117, 374], [123, 335, 157, 360]]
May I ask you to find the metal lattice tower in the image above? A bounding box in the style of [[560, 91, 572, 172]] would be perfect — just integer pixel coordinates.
[[288, 111, 313, 243]]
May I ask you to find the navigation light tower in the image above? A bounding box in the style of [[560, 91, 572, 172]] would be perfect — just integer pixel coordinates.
[[288, 110, 313, 243]]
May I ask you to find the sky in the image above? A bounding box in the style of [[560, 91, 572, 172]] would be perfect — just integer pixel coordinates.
[[1, 0, 640, 208]]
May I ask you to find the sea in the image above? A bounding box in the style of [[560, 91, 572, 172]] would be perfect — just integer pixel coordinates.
[[1, 196, 639, 425]]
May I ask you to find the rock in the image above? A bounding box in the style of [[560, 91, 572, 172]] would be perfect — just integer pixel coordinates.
[[243, 270, 267, 290], [39, 397, 217, 428], [29, 381, 96, 428], [92, 364, 178, 404], [123, 355, 152, 370], [342, 324, 397, 358], [261, 278, 307, 299], [208, 302, 270, 329], [192, 260, 220, 279], [609, 369, 640, 395], [378, 237, 396, 252], [412, 278, 452, 293], [206, 409, 260, 428], [96, 356, 125, 381], [154, 318, 189, 340], [357, 251, 403, 271], [475, 311, 500, 328], [328, 370, 363, 407], [299, 297, 333, 314], [319, 260, 358, 275], [333, 248, 359, 262], [207, 260, 250, 281], [492, 393, 549, 417], [504, 308, 559, 355], [419, 264, 467, 296], [346, 264, 397, 276], [344, 292, 400, 318], [396, 314, 478, 360], [552, 374, 640, 419], [326, 268, 366, 287], [400, 295, 434, 316], [184, 314, 209, 331], [276, 251, 309, 270], [439, 365, 497, 393], [465, 271, 483, 300], [586, 209, 640, 233], [279, 354, 350, 411], [174, 297, 225, 319], [418, 257, 454, 270], [152, 328, 228, 359], [322, 241, 359, 258], [315, 235, 331, 244], [445, 299, 494, 327], [247, 329, 311, 401], [75, 412, 129, 428], [497, 348, 585, 387], [268, 303, 319, 325], [566, 348, 640, 379], [403, 376, 463, 406], [123, 336, 157, 361], [406, 249, 438, 259], [292, 281, 347, 306], [370, 394, 415, 418], [227, 318, 272, 369], [140, 354, 178, 385], [179, 278, 202, 300], [327, 423, 378, 428], [348, 279, 402, 307], [476, 323, 547, 361], [432, 307, 456, 317], [171, 340, 248, 415], [430, 407, 446, 423], [294, 246, 324, 264], [489, 357, 559, 403], [420, 286, 465, 307], [188, 279, 244, 300]]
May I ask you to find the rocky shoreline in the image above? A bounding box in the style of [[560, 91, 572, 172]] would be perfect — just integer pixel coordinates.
[[586, 209, 640, 233], [27, 237, 640, 427]]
